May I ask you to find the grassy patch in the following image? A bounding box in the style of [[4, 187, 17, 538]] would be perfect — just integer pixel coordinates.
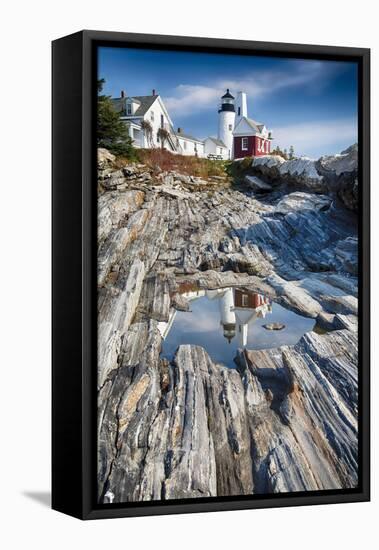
[[226, 156, 253, 180], [115, 148, 228, 179]]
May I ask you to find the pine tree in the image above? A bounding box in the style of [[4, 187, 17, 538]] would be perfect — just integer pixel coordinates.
[[97, 79, 135, 157], [289, 145, 295, 160]]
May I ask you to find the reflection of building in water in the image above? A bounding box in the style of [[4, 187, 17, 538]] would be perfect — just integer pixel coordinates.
[[158, 286, 271, 348], [204, 288, 237, 342], [232, 289, 271, 347], [218, 288, 236, 343], [198, 287, 272, 347]]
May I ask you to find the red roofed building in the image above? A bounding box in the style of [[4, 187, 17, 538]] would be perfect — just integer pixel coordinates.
[[232, 91, 273, 159]]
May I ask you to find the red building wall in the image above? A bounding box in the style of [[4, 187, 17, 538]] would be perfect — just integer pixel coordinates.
[[233, 136, 271, 159], [234, 289, 271, 309]]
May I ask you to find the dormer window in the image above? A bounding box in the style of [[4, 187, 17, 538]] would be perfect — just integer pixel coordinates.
[[126, 103, 132, 115]]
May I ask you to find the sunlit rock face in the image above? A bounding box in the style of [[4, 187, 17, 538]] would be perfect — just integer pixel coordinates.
[[97, 148, 358, 503], [238, 145, 358, 211]]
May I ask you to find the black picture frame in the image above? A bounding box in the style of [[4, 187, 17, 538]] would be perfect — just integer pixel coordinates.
[[52, 30, 370, 520]]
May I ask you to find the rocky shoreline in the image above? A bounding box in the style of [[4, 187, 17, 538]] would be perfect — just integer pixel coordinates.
[[97, 146, 358, 503]]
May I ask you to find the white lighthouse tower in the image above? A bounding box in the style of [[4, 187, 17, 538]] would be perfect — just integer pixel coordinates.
[[218, 89, 235, 159], [218, 288, 236, 343]]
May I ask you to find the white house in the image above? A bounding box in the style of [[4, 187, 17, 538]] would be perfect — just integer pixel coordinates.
[[203, 137, 229, 160], [112, 90, 179, 151], [112, 90, 203, 156], [176, 128, 205, 157]]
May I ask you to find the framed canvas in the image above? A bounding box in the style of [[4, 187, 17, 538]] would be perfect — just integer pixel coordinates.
[[52, 30, 370, 520]]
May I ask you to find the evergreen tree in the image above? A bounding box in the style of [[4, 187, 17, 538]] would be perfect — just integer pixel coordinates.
[[269, 145, 289, 160], [97, 79, 135, 157], [288, 145, 295, 160]]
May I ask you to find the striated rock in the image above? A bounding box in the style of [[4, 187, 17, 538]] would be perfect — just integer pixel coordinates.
[[98, 329, 358, 501], [231, 145, 358, 211], [98, 344, 254, 502], [335, 237, 358, 275], [134, 273, 171, 322], [98, 259, 145, 387], [98, 190, 145, 243], [278, 157, 325, 192], [244, 175, 272, 193], [250, 154, 326, 192], [275, 192, 332, 214], [96, 151, 358, 502], [318, 143, 358, 177], [237, 329, 358, 492], [251, 155, 285, 172], [317, 144, 358, 211], [98, 147, 116, 168], [98, 209, 150, 286]]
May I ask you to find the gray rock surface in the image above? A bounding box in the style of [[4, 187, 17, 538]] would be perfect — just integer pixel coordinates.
[[98, 147, 116, 167], [97, 149, 359, 502], [317, 144, 358, 211], [244, 175, 272, 193], [236, 145, 358, 211], [250, 154, 326, 192]]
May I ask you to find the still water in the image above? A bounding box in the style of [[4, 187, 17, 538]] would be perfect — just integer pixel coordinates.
[[160, 288, 315, 369]]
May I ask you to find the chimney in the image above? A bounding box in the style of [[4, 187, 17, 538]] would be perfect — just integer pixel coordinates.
[[120, 90, 125, 98], [235, 91, 248, 122], [152, 89, 157, 96], [177, 127, 182, 134]]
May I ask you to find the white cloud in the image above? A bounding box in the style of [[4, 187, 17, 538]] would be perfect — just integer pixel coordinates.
[[163, 60, 338, 117], [164, 84, 220, 117], [273, 118, 358, 158]]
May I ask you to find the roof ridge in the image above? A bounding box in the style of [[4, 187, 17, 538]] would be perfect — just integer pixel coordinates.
[[207, 136, 227, 147]]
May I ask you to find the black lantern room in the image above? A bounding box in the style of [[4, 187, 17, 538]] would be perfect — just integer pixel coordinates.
[[222, 322, 236, 343], [218, 89, 235, 112]]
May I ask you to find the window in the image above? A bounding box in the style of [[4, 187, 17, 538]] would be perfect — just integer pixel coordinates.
[[150, 111, 155, 122], [228, 124, 233, 131], [160, 114, 164, 128], [242, 137, 248, 150], [242, 294, 249, 307], [219, 148, 223, 155], [183, 141, 187, 150], [126, 103, 132, 115], [238, 107, 241, 116]]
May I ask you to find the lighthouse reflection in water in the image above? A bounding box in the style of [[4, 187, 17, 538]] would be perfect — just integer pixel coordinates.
[[160, 287, 315, 369]]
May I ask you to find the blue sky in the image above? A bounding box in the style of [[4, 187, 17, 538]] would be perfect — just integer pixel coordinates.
[[98, 47, 358, 158]]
